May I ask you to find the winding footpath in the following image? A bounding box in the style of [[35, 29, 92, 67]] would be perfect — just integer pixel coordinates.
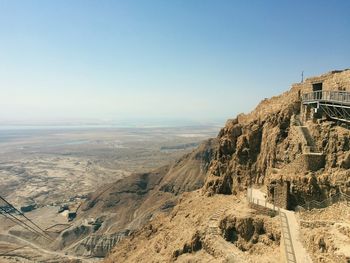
[[248, 188, 312, 263]]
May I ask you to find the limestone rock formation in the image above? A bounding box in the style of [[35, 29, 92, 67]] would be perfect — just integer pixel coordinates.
[[203, 70, 350, 207], [219, 214, 280, 252]]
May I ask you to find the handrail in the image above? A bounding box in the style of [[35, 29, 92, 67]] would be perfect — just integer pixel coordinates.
[[302, 90, 350, 104], [296, 191, 350, 211], [279, 211, 297, 263], [246, 189, 297, 263]]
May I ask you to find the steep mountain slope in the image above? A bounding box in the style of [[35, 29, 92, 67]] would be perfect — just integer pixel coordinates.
[[203, 71, 350, 204], [203, 89, 302, 195], [104, 191, 282, 263], [103, 69, 350, 262], [52, 139, 218, 257]]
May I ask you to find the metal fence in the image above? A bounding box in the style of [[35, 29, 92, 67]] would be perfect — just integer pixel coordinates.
[[295, 192, 350, 211], [247, 189, 297, 263], [248, 196, 279, 212], [302, 90, 350, 104]]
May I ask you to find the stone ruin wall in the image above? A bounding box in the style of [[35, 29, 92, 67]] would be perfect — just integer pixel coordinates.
[[292, 69, 350, 94], [278, 153, 325, 178], [294, 154, 325, 172], [266, 146, 325, 210], [268, 181, 290, 210]]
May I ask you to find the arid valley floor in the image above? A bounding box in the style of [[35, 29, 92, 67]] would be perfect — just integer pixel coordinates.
[[0, 125, 219, 262]]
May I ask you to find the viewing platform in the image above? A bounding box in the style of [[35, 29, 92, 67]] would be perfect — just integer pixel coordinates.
[[301, 90, 350, 123], [302, 90, 350, 105]]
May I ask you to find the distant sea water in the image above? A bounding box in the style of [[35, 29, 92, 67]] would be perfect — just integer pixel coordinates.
[[0, 125, 112, 143], [0, 125, 117, 130], [0, 121, 222, 143], [0, 127, 46, 142]]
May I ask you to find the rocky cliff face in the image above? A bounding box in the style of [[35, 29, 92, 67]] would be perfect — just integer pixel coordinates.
[[203, 87, 303, 196], [203, 70, 350, 205], [284, 121, 350, 205]]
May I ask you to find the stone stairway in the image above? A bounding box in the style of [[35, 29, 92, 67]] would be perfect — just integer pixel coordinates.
[[297, 126, 318, 153], [206, 206, 230, 236], [294, 115, 319, 154], [204, 205, 247, 262]]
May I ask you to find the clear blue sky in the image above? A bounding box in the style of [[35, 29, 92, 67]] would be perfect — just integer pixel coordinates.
[[0, 0, 349, 124]]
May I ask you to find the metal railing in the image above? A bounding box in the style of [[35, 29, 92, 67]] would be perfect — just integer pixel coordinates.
[[279, 212, 297, 263], [302, 90, 350, 104], [246, 188, 278, 212], [295, 191, 350, 211], [246, 189, 296, 263], [248, 196, 278, 212]]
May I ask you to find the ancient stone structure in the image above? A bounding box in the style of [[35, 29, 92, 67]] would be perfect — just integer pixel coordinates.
[[268, 180, 290, 209], [293, 153, 325, 172], [295, 70, 350, 123], [294, 70, 350, 94], [264, 70, 350, 210]]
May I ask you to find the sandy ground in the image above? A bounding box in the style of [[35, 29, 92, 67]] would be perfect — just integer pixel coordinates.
[[0, 126, 218, 207], [0, 206, 100, 262], [0, 126, 218, 262], [0, 156, 129, 207], [298, 202, 350, 263], [104, 191, 282, 263]]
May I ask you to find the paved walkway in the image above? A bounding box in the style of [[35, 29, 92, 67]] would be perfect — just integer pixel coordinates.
[[248, 188, 312, 263]]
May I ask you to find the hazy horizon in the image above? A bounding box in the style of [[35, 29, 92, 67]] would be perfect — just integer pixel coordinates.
[[0, 115, 226, 128], [1, 1, 349, 123]]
